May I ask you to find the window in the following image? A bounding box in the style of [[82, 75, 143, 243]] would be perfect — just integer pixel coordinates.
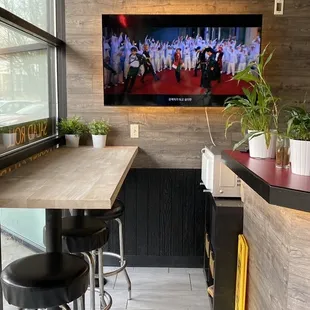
[[0, 0, 54, 34], [0, 22, 56, 155], [0, 1, 64, 292]]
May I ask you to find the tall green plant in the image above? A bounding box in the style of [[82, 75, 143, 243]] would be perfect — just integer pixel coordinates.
[[224, 44, 280, 150]]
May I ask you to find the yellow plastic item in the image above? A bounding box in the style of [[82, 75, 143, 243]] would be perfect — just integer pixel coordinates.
[[209, 251, 214, 278], [235, 235, 249, 310], [205, 233, 210, 257], [207, 285, 214, 298]]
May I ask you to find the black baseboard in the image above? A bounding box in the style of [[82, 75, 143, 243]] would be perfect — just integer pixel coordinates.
[[104, 255, 204, 268]]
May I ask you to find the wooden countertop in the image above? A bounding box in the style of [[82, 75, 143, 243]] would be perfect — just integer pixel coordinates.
[[222, 150, 310, 211], [0, 146, 138, 210]]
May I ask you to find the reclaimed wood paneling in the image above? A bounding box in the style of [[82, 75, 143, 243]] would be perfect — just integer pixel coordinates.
[[242, 182, 310, 310], [65, 0, 310, 168]]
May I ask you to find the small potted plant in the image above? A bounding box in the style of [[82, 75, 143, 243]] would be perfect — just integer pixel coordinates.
[[285, 106, 310, 176], [224, 44, 279, 158], [88, 119, 110, 148], [0, 125, 16, 148], [58, 116, 88, 148]]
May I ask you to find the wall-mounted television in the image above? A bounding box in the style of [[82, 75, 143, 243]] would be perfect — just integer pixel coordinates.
[[102, 14, 262, 107]]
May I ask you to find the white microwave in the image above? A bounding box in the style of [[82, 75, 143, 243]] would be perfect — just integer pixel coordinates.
[[201, 146, 241, 198]]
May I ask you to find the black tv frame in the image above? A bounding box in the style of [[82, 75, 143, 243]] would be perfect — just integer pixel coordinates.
[[102, 14, 263, 107]]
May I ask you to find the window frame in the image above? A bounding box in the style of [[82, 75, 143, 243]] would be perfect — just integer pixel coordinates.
[[0, 1, 66, 170]]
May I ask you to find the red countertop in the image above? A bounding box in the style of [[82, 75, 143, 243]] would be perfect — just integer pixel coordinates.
[[223, 150, 310, 193]]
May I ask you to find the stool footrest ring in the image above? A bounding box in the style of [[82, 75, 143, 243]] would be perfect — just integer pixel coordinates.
[[102, 290, 113, 310], [102, 252, 127, 277]]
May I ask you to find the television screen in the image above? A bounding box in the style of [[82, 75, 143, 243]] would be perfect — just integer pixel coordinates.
[[102, 14, 262, 107]]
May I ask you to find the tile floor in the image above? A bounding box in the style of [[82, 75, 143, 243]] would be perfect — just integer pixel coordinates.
[[1, 234, 211, 310]]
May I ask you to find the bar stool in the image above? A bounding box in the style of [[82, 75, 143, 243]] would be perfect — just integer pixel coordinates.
[[86, 199, 132, 300], [43, 216, 112, 310], [1, 252, 89, 309]]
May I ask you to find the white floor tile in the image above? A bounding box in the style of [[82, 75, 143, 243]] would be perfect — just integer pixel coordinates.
[[169, 267, 204, 275], [126, 290, 210, 310], [190, 273, 208, 291], [133, 267, 169, 273], [114, 271, 191, 292]]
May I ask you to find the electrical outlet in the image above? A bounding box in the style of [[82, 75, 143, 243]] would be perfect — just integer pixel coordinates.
[[130, 124, 139, 138], [274, 0, 284, 15]]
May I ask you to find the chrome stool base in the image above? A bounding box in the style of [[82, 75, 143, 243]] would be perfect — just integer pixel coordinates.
[[93, 217, 132, 301], [102, 217, 131, 300], [102, 252, 132, 300]]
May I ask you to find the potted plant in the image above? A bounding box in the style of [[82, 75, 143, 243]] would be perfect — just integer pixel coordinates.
[[224, 44, 279, 158], [58, 116, 88, 148], [285, 106, 310, 176], [0, 126, 16, 148], [88, 119, 110, 148]]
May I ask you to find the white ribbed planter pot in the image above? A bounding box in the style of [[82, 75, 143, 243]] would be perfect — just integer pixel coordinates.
[[92, 135, 107, 148], [290, 139, 310, 176], [2, 133, 16, 148], [65, 134, 80, 148], [248, 130, 276, 159]]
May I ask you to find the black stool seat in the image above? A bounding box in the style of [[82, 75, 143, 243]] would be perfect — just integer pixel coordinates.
[[44, 216, 109, 253], [62, 216, 109, 253], [85, 199, 124, 220], [1, 253, 89, 309]]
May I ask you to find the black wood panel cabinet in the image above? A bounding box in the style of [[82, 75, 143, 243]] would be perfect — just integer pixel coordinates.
[[105, 168, 206, 267], [203, 194, 243, 310]]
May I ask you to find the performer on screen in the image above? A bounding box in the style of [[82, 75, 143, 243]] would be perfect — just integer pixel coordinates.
[[141, 44, 159, 83], [215, 46, 224, 83], [237, 49, 247, 72], [154, 47, 161, 72], [173, 48, 183, 83], [194, 46, 201, 77], [103, 44, 116, 89], [166, 45, 173, 69], [183, 46, 191, 70], [199, 47, 208, 87], [227, 46, 238, 76], [202, 48, 220, 94], [124, 47, 142, 93]]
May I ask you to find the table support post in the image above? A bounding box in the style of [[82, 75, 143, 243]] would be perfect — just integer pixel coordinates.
[[45, 209, 62, 253], [46, 209, 62, 310]]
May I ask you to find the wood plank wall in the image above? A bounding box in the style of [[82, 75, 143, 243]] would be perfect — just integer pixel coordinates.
[[65, 0, 310, 169], [242, 182, 310, 310]]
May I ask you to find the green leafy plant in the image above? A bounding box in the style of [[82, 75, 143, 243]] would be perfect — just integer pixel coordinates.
[[58, 116, 88, 136], [285, 106, 310, 141], [0, 126, 14, 134], [88, 119, 110, 135], [224, 44, 280, 150]]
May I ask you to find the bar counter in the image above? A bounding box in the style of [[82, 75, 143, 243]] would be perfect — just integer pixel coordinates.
[[222, 150, 310, 310], [0, 146, 138, 210], [0, 146, 138, 310], [222, 150, 310, 212]]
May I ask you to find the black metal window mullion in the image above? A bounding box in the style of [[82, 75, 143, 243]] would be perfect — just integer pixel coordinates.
[[0, 43, 48, 55], [55, 0, 67, 119]]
